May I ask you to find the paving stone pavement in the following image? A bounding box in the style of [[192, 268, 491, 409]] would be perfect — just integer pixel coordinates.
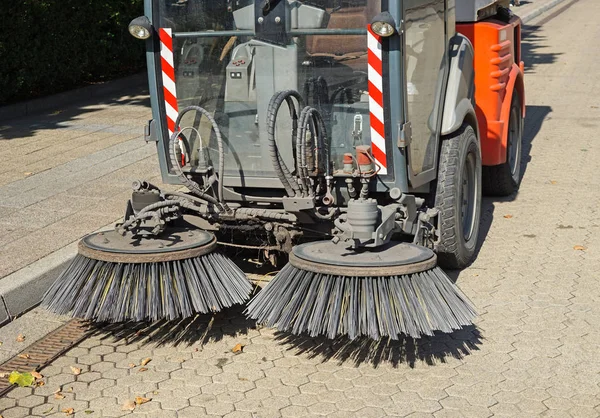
[[2, 0, 600, 417]]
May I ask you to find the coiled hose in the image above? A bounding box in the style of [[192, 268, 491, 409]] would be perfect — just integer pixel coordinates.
[[169, 105, 230, 212], [296, 105, 331, 197], [266, 90, 304, 197]]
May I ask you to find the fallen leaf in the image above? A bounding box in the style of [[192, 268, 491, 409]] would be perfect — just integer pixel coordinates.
[[70, 366, 82, 376], [574, 245, 587, 251], [128, 363, 136, 368], [16, 334, 25, 343], [31, 371, 43, 380], [503, 215, 513, 219], [84, 411, 94, 415], [550, 180, 558, 185], [231, 343, 244, 353], [36, 380, 45, 387], [24, 172, 33, 177], [135, 396, 151, 405], [138, 367, 148, 373], [8, 371, 35, 387], [62, 408, 74, 416], [18, 353, 31, 359], [140, 358, 152, 367], [67, 386, 73, 392], [0, 373, 6, 378], [152, 390, 159, 395], [122, 400, 136, 411], [42, 406, 54, 414], [55, 392, 66, 400]]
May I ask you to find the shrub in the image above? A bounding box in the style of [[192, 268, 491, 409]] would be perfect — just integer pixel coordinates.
[[0, 0, 145, 104]]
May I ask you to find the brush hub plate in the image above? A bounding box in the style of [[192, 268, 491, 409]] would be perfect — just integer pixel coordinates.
[[290, 241, 437, 277], [79, 228, 217, 263]]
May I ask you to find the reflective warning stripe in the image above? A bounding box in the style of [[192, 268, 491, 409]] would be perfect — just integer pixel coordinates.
[[367, 26, 387, 175], [159, 28, 178, 136]]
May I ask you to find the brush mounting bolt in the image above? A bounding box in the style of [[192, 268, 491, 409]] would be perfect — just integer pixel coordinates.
[[389, 188, 403, 201], [265, 223, 274, 232]]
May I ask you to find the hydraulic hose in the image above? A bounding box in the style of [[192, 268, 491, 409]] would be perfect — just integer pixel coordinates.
[[170, 105, 230, 212], [297, 106, 331, 180], [266, 90, 304, 197]]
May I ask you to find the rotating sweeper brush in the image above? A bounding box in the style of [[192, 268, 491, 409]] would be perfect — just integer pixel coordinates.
[[42, 226, 251, 322], [246, 241, 476, 340]]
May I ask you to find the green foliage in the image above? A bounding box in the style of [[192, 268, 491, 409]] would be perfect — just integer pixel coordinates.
[[0, 0, 145, 104]]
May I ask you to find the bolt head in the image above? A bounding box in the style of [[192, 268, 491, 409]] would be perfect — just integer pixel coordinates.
[[258, 17, 264, 24]]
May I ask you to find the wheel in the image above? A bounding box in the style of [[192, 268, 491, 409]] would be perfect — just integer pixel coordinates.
[[435, 124, 482, 269], [482, 91, 523, 196]]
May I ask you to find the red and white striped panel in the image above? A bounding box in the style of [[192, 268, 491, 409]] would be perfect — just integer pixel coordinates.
[[367, 26, 388, 175], [159, 28, 178, 136]]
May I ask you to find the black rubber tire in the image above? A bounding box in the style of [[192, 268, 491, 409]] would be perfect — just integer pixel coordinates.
[[482, 91, 523, 196], [435, 124, 482, 269]]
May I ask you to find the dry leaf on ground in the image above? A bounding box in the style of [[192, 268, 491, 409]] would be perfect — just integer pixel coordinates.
[[70, 367, 82, 376], [128, 363, 136, 368], [232, 343, 244, 353], [140, 358, 152, 366], [54, 392, 66, 400], [574, 245, 587, 251], [122, 400, 136, 411], [62, 408, 74, 416], [135, 396, 151, 405], [138, 367, 148, 373], [31, 371, 43, 380], [16, 334, 25, 342], [503, 215, 513, 219], [550, 180, 558, 185], [17, 354, 30, 360]]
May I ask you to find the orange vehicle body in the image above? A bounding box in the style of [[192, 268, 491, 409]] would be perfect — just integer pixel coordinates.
[[457, 16, 525, 166]]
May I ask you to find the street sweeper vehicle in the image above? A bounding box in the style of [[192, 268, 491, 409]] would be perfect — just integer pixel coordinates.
[[43, 0, 525, 341]]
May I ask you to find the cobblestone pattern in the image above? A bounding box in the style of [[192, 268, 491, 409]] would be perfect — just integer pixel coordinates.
[[3, 0, 600, 417]]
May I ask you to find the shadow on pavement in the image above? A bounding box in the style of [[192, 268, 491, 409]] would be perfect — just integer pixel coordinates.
[[275, 326, 483, 369], [522, 27, 562, 72], [0, 83, 150, 141], [85, 305, 255, 348]]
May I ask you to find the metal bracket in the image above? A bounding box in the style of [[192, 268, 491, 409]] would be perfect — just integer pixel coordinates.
[[144, 119, 158, 143], [398, 121, 412, 148]]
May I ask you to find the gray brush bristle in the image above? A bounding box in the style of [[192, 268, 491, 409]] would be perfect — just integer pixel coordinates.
[[245, 264, 476, 340], [42, 252, 252, 323]]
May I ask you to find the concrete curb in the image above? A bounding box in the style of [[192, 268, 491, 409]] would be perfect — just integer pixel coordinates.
[[0, 223, 116, 324], [519, 0, 569, 24], [0, 73, 147, 122], [0, 0, 572, 326]]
